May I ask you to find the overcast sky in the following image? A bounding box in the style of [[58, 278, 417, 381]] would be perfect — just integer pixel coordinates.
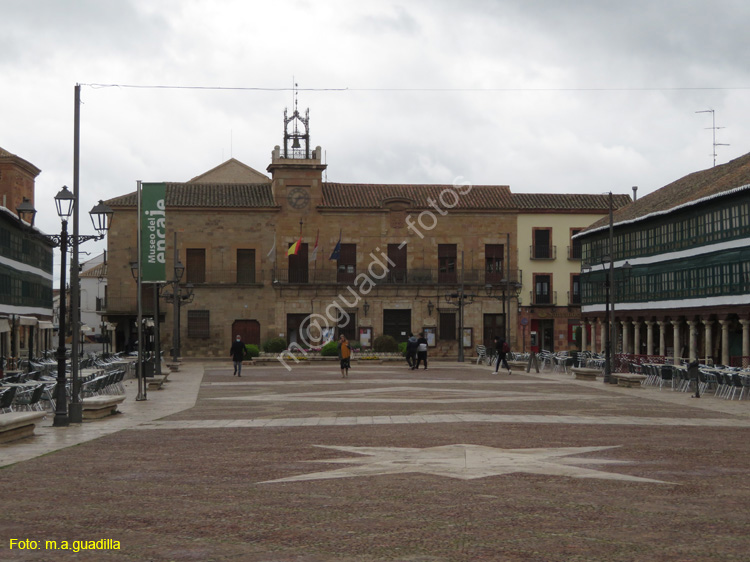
[[2, 0, 749, 264]]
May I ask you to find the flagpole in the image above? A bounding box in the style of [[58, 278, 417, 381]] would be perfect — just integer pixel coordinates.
[[312, 228, 319, 283], [136, 180, 146, 401]]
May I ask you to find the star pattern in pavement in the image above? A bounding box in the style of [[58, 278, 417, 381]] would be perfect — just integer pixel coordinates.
[[260, 444, 671, 484]]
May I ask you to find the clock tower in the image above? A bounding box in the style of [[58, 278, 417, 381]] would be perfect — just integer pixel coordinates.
[[267, 101, 326, 215]]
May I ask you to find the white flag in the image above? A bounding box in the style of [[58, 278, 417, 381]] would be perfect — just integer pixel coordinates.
[[266, 237, 276, 258], [309, 230, 319, 263]]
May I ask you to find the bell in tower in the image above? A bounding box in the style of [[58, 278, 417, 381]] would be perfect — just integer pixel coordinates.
[[282, 85, 311, 159]]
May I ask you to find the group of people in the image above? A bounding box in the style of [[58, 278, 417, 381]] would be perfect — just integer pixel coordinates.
[[405, 332, 429, 370], [230, 332, 512, 378]]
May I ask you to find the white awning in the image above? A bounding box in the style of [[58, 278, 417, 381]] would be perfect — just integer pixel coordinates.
[[38, 321, 54, 330], [18, 316, 38, 326]]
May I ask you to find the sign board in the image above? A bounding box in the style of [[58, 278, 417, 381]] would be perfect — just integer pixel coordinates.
[[140, 182, 167, 282]]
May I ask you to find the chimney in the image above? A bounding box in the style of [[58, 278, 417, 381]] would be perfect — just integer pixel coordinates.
[[632, 186, 638, 201]]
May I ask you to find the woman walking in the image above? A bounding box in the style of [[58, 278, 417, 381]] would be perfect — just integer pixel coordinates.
[[338, 333, 351, 378]]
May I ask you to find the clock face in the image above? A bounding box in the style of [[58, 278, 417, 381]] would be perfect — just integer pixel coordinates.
[[287, 187, 310, 209]]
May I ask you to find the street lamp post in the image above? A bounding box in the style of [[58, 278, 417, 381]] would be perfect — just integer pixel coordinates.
[[163, 278, 193, 363], [54, 201, 71, 427], [484, 281, 523, 348], [169, 258, 185, 363], [444, 252, 475, 362], [17, 187, 113, 427]]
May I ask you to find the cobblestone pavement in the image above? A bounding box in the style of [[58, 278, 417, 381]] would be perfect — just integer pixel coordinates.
[[2, 360, 749, 561]]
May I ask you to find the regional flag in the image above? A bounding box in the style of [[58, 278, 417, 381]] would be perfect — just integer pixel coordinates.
[[329, 230, 342, 260], [287, 238, 302, 257], [309, 230, 319, 263]]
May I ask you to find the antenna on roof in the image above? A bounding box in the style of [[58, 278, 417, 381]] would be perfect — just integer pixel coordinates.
[[695, 109, 729, 167]]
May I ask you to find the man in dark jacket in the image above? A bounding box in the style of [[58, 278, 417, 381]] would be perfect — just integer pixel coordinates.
[[230, 335, 246, 376], [405, 333, 418, 368], [414, 332, 429, 370], [492, 335, 511, 375]]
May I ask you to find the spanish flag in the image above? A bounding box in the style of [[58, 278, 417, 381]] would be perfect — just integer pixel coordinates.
[[287, 238, 302, 256]]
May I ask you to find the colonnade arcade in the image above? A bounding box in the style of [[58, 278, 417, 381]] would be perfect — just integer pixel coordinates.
[[579, 313, 750, 367]]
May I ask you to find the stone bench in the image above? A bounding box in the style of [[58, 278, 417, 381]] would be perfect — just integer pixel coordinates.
[[81, 395, 126, 420], [615, 373, 647, 388], [166, 363, 180, 372], [508, 361, 526, 371], [0, 411, 47, 443], [571, 367, 601, 381], [147, 375, 168, 390]]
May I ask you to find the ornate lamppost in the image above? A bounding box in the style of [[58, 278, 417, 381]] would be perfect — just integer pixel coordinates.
[[162, 267, 194, 363], [17, 188, 113, 426], [484, 280, 523, 346]]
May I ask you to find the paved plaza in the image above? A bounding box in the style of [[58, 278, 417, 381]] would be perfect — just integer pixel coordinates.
[[2, 359, 750, 561]]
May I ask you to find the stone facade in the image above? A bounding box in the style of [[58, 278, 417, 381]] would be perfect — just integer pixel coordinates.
[[104, 113, 623, 358]]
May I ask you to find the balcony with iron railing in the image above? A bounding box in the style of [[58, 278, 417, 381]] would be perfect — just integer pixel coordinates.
[[99, 296, 156, 315], [568, 290, 581, 306], [183, 269, 265, 285], [529, 290, 557, 306], [568, 244, 583, 260], [272, 268, 522, 287], [530, 245, 557, 260]]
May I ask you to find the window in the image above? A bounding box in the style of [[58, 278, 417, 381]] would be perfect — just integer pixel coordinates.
[[570, 274, 581, 305], [337, 244, 356, 284], [534, 274, 551, 305], [187, 310, 210, 338], [186, 249, 206, 284], [236, 249, 255, 284], [338, 312, 357, 342], [387, 243, 407, 283], [288, 243, 308, 283], [438, 244, 457, 283], [570, 229, 582, 259], [532, 228, 553, 259], [485, 244, 504, 284], [439, 312, 456, 340]]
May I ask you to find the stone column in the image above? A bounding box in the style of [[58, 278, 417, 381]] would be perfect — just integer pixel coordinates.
[[645, 321, 654, 357], [657, 320, 666, 357], [633, 321, 642, 357], [581, 320, 588, 353], [702, 319, 713, 364], [621, 321, 630, 355], [671, 320, 682, 364], [599, 319, 606, 354], [687, 320, 699, 362], [719, 319, 730, 366], [740, 319, 750, 364]]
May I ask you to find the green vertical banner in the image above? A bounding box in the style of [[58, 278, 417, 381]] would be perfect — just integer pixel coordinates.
[[140, 182, 167, 282]]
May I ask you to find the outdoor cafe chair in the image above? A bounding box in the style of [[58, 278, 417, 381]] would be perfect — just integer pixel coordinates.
[[728, 374, 745, 401], [475, 345, 487, 365], [13, 383, 46, 412], [0, 386, 18, 413], [659, 365, 675, 391]]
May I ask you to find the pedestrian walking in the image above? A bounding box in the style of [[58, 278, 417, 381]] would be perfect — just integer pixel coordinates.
[[405, 333, 418, 368], [230, 335, 246, 376], [338, 333, 351, 378], [414, 332, 428, 370], [492, 335, 511, 375]]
